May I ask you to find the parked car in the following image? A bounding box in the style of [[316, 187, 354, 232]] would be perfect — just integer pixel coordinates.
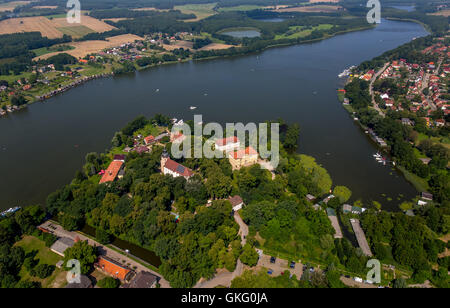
[[270, 256, 276, 264], [267, 270, 273, 275], [290, 261, 295, 269]]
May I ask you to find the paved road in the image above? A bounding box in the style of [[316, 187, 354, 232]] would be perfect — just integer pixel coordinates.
[[40, 221, 170, 288], [369, 63, 389, 117]]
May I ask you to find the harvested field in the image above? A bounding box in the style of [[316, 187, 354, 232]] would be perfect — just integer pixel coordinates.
[[199, 43, 234, 51], [162, 40, 194, 51], [33, 34, 144, 60], [429, 10, 450, 17], [0, 15, 115, 38], [51, 15, 115, 33], [102, 18, 131, 22], [132, 7, 167, 11], [273, 5, 343, 13], [309, 0, 340, 3], [0, 1, 30, 12], [0, 16, 63, 38], [32, 5, 58, 9]]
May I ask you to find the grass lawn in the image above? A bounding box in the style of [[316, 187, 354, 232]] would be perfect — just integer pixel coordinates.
[[14, 235, 66, 288], [397, 165, 429, 192], [56, 25, 94, 38], [32, 45, 75, 57], [175, 3, 217, 21], [218, 5, 265, 12], [275, 24, 333, 40]]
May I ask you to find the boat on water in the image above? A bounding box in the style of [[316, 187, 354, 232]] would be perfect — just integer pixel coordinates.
[[338, 65, 356, 78], [190, 106, 197, 110], [0, 206, 21, 217]]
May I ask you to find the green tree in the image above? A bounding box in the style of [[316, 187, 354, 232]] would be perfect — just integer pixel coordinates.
[[239, 244, 259, 267], [63, 240, 97, 275], [333, 186, 352, 203], [97, 277, 120, 288]]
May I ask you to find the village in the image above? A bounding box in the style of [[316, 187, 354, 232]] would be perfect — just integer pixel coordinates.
[[354, 39, 448, 128], [0, 31, 232, 116]]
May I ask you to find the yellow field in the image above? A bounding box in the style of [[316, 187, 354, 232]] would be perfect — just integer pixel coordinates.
[[273, 5, 343, 13], [32, 5, 58, 9], [429, 9, 450, 17], [0, 16, 63, 38], [51, 15, 115, 33], [199, 43, 234, 51], [0, 15, 115, 38], [34, 34, 144, 60], [0, 1, 30, 12], [132, 7, 167, 12]]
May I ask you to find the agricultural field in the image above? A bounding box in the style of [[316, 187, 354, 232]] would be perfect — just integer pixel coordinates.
[[273, 5, 343, 13], [0, 0, 30, 12], [0, 15, 115, 38], [218, 5, 266, 12], [275, 24, 333, 40], [33, 34, 144, 60], [174, 3, 217, 21], [32, 44, 75, 57], [429, 10, 450, 17]]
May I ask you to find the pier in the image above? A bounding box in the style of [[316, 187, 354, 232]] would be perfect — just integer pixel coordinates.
[[350, 219, 373, 257]]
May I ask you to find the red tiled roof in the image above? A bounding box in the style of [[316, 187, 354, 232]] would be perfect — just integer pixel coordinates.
[[164, 158, 193, 177], [229, 146, 258, 159], [216, 136, 239, 146], [99, 161, 123, 184], [144, 135, 155, 144], [95, 256, 131, 281]]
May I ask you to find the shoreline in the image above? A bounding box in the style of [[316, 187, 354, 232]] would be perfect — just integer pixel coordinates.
[[1, 23, 375, 114]]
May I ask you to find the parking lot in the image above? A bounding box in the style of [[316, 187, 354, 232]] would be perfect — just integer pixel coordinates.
[[256, 253, 303, 279]]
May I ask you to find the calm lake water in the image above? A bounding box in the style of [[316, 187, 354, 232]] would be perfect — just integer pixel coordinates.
[[0, 19, 428, 211], [222, 29, 261, 38]]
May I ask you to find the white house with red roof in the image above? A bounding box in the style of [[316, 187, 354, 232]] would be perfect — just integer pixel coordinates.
[[215, 136, 240, 152], [160, 150, 193, 179]]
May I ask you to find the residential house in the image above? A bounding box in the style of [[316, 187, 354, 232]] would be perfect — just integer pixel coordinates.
[[99, 160, 124, 184], [122, 271, 158, 288], [228, 195, 244, 211], [144, 135, 155, 145], [50, 237, 74, 257], [95, 256, 134, 282]]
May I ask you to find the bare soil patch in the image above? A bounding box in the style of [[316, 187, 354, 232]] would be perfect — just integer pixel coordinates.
[[34, 34, 144, 60], [429, 10, 450, 17], [199, 43, 234, 51]]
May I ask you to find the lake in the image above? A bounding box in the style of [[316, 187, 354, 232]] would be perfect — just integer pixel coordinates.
[[0, 19, 428, 211]]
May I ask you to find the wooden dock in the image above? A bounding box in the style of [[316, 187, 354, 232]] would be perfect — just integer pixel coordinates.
[[350, 219, 373, 256]]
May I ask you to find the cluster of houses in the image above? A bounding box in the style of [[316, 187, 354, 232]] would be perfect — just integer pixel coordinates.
[[372, 42, 449, 128], [48, 235, 159, 288]]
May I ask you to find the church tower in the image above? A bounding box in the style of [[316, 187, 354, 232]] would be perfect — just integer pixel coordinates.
[[161, 149, 169, 173]]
